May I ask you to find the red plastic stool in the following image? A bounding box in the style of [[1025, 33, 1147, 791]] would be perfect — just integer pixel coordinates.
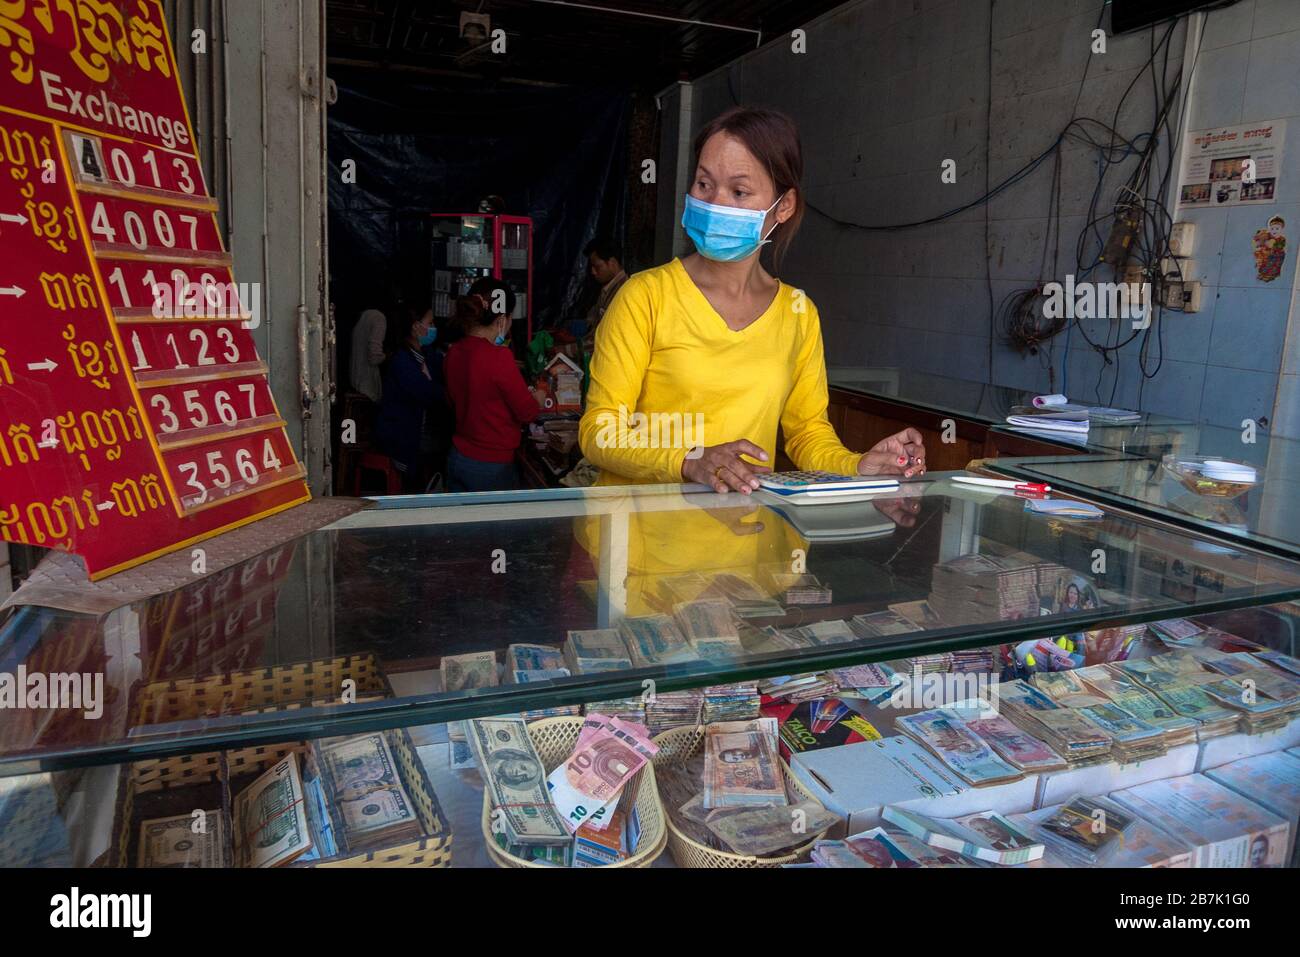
[[354, 450, 403, 496]]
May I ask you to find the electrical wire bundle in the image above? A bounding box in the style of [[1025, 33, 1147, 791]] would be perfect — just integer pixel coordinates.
[[726, 0, 1225, 405]]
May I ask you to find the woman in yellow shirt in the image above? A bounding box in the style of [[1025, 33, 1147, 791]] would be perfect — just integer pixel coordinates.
[[579, 106, 926, 491]]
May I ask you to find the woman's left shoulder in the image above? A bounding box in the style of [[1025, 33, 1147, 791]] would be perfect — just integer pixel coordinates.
[[778, 281, 821, 324]]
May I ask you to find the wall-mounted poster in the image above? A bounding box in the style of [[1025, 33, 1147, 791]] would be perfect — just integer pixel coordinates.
[[1178, 120, 1287, 208]]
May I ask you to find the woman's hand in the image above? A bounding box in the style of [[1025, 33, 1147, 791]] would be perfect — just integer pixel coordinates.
[[682, 440, 773, 494], [858, 428, 926, 478], [873, 496, 923, 528]]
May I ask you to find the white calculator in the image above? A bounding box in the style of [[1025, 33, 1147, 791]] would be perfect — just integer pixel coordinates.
[[757, 470, 900, 498]]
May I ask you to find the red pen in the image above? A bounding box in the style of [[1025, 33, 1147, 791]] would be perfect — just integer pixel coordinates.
[[951, 476, 1052, 495]]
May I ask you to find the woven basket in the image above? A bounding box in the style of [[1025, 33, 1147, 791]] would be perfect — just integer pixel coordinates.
[[129, 653, 391, 781], [109, 729, 452, 869], [480, 716, 668, 868], [652, 724, 832, 868]]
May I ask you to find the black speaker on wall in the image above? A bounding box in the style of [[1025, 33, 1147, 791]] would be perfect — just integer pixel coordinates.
[[1110, 0, 1243, 35]]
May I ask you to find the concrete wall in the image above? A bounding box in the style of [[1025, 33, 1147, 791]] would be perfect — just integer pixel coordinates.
[[163, 0, 334, 660], [665, 0, 1300, 434]]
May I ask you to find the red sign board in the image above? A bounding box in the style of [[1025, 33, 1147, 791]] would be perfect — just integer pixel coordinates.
[[0, 0, 310, 579]]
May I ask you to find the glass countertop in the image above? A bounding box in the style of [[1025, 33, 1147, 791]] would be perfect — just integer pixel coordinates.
[[4, 476, 1300, 775], [826, 367, 1189, 445], [991, 427, 1300, 557], [827, 367, 1034, 425]]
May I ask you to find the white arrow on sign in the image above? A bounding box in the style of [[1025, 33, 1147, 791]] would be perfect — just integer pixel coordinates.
[[0, 212, 28, 226], [0, 286, 25, 298], [26, 359, 56, 372], [96, 501, 115, 513]]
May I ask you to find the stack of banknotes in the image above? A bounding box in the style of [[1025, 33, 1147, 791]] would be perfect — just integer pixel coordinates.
[[702, 718, 787, 808], [619, 615, 699, 667], [232, 752, 330, 867], [658, 718, 837, 858], [895, 709, 1024, 786], [441, 650, 500, 768], [849, 609, 920, 639], [1190, 648, 1300, 733], [1114, 658, 1241, 737], [758, 672, 839, 703], [471, 713, 656, 864], [316, 732, 423, 853], [927, 553, 1045, 624], [829, 662, 899, 705], [508, 643, 581, 720], [673, 599, 745, 659], [1070, 664, 1199, 748], [564, 629, 645, 725], [765, 570, 832, 605], [645, 688, 705, 736], [701, 682, 761, 723], [1029, 671, 1166, 762], [995, 680, 1113, 764], [138, 809, 231, 868]]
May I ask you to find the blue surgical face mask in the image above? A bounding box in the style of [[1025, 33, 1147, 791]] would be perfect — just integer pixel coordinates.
[[419, 326, 437, 347], [682, 192, 785, 263], [494, 334, 507, 346]]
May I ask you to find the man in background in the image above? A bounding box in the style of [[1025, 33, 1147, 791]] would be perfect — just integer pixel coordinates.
[[583, 237, 628, 335]]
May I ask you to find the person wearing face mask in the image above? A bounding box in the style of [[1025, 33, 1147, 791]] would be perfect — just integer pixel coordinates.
[[373, 300, 439, 493], [443, 289, 546, 492], [578, 106, 926, 492]]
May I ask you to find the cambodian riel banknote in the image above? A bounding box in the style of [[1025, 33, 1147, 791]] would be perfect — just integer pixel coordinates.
[[441, 651, 498, 744], [703, 727, 787, 808], [896, 710, 1022, 785]]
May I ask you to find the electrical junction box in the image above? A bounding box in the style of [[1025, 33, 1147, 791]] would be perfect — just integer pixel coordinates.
[[1169, 222, 1197, 257], [1161, 279, 1202, 313], [1160, 257, 1196, 280]]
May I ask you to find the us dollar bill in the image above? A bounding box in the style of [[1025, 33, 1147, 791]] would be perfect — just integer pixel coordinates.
[[469, 717, 571, 845], [138, 810, 230, 868]]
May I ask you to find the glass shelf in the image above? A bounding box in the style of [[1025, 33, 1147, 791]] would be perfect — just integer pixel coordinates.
[[4, 477, 1300, 776], [991, 428, 1300, 558]]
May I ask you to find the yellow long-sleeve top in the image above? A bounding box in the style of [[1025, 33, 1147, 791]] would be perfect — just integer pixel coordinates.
[[579, 258, 862, 485]]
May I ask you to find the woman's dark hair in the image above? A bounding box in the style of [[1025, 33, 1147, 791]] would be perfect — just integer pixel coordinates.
[[467, 277, 517, 321], [454, 293, 490, 331], [393, 300, 430, 346], [692, 106, 806, 270]]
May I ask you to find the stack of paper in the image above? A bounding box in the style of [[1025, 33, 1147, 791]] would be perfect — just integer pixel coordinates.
[[882, 806, 1044, 865]]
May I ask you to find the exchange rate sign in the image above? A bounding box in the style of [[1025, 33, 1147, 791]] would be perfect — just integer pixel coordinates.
[[0, 0, 310, 579]]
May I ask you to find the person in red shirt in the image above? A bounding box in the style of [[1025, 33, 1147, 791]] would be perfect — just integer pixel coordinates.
[[444, 290, 543, 492]]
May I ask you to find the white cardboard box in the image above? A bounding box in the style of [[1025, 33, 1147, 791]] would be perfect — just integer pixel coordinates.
[[790, 735, 1036, 835], [1110, 774, 1290, 868], [1197, 719, 1300, 772], [1035, 743, 1199, 808]]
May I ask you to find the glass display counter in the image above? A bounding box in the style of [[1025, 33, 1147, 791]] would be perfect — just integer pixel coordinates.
[[2, 477, 1299, 869], [988, 425, 1300, 559], [825, 367, 1194, 470]]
